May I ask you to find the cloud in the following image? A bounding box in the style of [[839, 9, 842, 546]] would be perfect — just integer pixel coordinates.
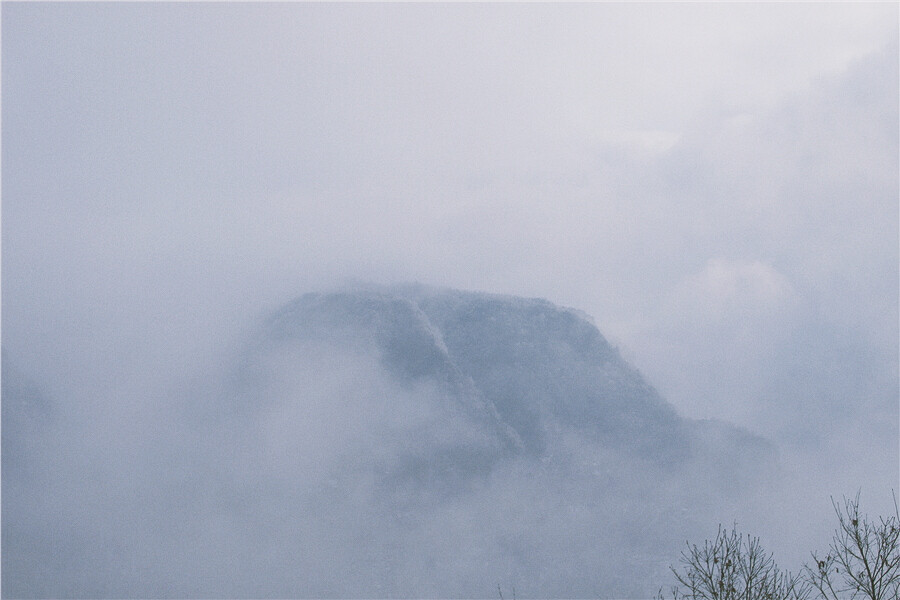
[[670, 258, 796, 324], [3, 288, 790, 597], [1, 2, 896, 596]]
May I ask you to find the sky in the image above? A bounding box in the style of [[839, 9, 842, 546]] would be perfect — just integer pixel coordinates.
[[2, 2, 899, 594]]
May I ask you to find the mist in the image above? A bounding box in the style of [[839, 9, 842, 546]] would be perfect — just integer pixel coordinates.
[[2, 3, 898, 598]]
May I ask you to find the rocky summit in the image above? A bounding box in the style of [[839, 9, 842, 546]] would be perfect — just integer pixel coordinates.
[[231, 284, 774, 492]]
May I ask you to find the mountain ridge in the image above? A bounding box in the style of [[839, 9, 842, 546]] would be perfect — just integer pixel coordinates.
[[246, 284, 773, 474]]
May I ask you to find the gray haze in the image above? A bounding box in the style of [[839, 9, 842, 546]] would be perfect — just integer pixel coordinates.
[[2, 3, 898, 598]]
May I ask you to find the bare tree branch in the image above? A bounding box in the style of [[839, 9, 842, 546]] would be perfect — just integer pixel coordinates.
[[804, 492, 900, 600], [662, 524, 810, 600]]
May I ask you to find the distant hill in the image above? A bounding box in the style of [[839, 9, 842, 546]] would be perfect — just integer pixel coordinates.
[[1, 350, 53, 480]]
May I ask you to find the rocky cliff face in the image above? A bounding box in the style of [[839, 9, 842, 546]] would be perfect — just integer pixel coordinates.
[[230, 284, 774, 494]]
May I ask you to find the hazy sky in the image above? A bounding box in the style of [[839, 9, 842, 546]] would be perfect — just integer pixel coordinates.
[[3, 0, 898, 542]]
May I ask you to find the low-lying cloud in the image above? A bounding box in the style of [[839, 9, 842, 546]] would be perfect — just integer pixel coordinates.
[[2, 3, 897, 597]]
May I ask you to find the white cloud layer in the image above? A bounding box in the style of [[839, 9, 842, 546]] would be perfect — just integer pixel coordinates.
[[2, 2, 897, 595]]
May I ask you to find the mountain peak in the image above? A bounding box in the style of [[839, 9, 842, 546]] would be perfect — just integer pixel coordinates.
[[247, 285, 716, 463]]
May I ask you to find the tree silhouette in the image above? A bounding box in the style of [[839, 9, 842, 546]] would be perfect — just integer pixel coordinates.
[[804, 493, 900, 600], [658, 524, 810, 600]]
